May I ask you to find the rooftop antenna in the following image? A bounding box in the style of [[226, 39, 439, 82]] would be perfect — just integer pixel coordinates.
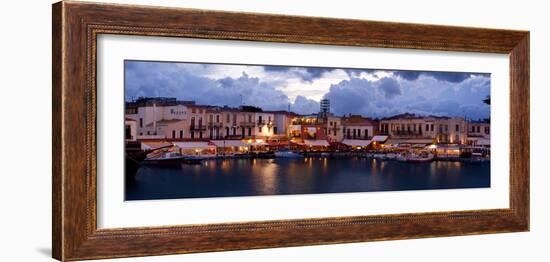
[[240, 94, 244, 106], [288, 103, 291, 112]]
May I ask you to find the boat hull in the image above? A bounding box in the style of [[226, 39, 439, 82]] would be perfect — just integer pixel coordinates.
[[142, 156, 203, 166]]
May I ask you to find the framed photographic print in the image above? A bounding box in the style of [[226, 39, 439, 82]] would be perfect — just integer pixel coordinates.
[[52, 1, 529, 261]]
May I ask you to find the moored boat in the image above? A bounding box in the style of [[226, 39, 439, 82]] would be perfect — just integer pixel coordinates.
[[385, 153, 398, 160], [274, 150, 303, 158], [404, 151, 434, 163], [142, 152, 204, 166]]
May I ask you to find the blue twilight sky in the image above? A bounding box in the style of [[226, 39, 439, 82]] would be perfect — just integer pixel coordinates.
[[125, 60, 491, 119]]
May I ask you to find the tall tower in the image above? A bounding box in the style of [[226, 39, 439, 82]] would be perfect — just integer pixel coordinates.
[[320, 98, 330, 117]]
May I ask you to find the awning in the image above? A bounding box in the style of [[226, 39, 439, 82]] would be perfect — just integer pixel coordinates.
[[371, 135, 389, 142], [210, 140, 247, 147], [303, 139, 330, 147], [435, 145, 460, 150], [267, 141, 290, 146], [404, 139, 434, 144], [141, 141, 173, 151], [385, 139, 403, 145], [173, 142, 215, 149], [385, 138, 433, 145], [342, 139, 372, 147], [244, 140, 268, 146]]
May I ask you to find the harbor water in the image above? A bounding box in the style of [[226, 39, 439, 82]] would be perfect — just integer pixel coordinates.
[[125, 157, 490, 200]]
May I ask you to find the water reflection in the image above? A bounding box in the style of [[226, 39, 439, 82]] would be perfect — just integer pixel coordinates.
[[127, 158, 490, 200]]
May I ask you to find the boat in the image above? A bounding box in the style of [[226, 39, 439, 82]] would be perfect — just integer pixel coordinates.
[[232, 152, 252, 158], [404, 151, 434, 163], [125, 141, 173, 177], [274, 150, 303, 158], [385, 153, 398, 160], [142, 152, 204, 166], [466, 152, 490, 162], [396, 152, 408, 162], [181, 155, 205, 165], [255, 151, 276, 158], [373, 153, 386, 160]]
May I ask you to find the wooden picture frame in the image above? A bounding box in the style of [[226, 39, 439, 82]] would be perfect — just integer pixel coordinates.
[[52, 1, 529, 261]]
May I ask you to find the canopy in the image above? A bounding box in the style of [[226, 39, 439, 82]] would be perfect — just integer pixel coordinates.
[[371, 135, 389, 142], [435, 145, 460, 150], [141, 141, 173, 151], [303, 139, 330, 147], [173, 142, 214, 149], [244, 140, 268, 146], [342, 139, 372, 147], [385, 139, 403, 145], [210, 140, 247, 147], [385, 138, 433, 145], [404, 138, 434, 144]]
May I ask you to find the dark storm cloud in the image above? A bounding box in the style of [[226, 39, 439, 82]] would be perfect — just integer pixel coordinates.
[[263, 65, 337, 82], [395, 71, 422, 81], [377, 77, 402, 99], [126, 61, 491, 119], [126, 61, 317, 114], [292, 96, 320, 115], [323, 73, 490, 119], [323, 78, 377, 117], [393, 70, 489, 83]]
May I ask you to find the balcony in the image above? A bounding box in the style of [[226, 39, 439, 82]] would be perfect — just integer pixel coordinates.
[[257, 120, 266, 125], [207, 122, 223, 128], [190, 125, 206, 131], [392, 130, 427, 137]]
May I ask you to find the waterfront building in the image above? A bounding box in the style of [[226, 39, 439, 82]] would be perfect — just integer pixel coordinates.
[[339, 115, 377, 149], [325, 114, 343, 142], [254, 111, 276, 139], [288, 114, 327, 141], [437, 117, 468, 144], [287, 114, 331, 150], [341, 115, 376, 140], [125, 97, 487, 154], [124, 118, 137, 141], [219, 108, 242, 139], [204, 106, 224, 140], [186, 104, 211, 140], [379, 113, 468, 145], [125, 97, 194, 139], [467, 119, 491, 146], [144, 119, 187, 140], [266, 110, 296, 137]]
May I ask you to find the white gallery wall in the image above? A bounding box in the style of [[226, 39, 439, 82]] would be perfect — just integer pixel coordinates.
[[0, 0, 547, 261]]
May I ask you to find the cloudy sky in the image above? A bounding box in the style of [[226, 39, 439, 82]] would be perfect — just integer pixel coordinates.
[[125, 60, 490, 119]]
